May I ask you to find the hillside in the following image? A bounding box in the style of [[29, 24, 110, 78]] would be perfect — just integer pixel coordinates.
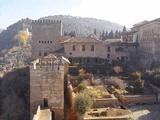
[[0, 67, 30, 120], [0, 18, 31, 51], [0, 15, 123, 51], [0, 29, 3, 34], [40, 15, 123, 36]]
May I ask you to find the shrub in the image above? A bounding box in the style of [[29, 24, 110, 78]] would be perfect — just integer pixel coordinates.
[[131, 72, 141, 80], [77, 75, 85, 83], [79, 68, 86, 76], [76, 83, 86, 93], [107, 77, 126, 89], [74, 92, 93, 116], [133, 79, 144, 93], [113, 66, 122, 75]]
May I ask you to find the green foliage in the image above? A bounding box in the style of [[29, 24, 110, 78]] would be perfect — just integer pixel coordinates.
[[143, 69, 160, 87], [133, 79, 144, 93], [77, 75, 85, 82], [131, 72, 141, 80], [74, 92, 93, 116], [123, 26, 127, 32], [76, 83, 86, 93], [69, 65, 79, 75]]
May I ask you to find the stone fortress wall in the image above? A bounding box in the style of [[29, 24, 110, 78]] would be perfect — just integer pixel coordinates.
[[30, 56, 70, 120]]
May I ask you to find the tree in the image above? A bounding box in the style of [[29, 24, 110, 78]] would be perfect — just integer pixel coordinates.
[[69, 31, 76, 37], [105, 31, 108, 39], [113, 66, 122, 75], [122, 26, 127, 32], [101, 30, 106, 40], [74, 92, 93, 116], [108, 30, 114, 39], [15, 30, 30, 46], [115, 30, 119, 38], [131, 72, 141, 80], [93, 28, 97, 35], [133, 79, 144, 93], [76, 83, 86, 93]]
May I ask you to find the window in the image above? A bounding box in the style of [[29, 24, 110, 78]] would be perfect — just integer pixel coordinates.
[[50, 41, 52, 43], [82, 45, 85, 51], [42, 41, 43, 43], [39, 41, 41, 43], [107, 46, 110, 52], [72, 45, 76, 51], [47, 41, 49, 43], [107, 54, 110, 59], [91, 45, 94, 51], [121, 56, 125, 61], [44, 41, 46, 43], [39, 52, 41, 56], [44, 52, 47, 56]]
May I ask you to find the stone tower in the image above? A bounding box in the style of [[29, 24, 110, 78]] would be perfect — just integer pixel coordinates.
[[30, 54, 70, 120], [31, 20, 63, 59]]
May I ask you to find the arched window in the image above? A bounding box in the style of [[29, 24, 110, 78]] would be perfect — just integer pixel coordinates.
[[82, 45, 85, 51], [107, 46, 110, 52], [72, 45, 76, 51], [91, 45, 94, 51]]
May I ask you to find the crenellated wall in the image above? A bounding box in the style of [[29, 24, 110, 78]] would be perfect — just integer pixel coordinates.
[[30, 56, 70, 120]]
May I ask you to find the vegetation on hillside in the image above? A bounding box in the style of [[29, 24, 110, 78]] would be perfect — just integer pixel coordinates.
[[0, 67, 30, 120]]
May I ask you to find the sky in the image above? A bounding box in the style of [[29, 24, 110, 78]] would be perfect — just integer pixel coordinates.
[[0, 0, 160, 29]]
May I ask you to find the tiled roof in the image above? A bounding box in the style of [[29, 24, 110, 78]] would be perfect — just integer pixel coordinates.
[[63, 34, 100, 43]]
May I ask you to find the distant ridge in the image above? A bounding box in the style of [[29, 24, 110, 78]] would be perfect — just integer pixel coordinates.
[[0, 29, 3, 33], [40, 15, 123, 36], [0, 15, 123, 51]]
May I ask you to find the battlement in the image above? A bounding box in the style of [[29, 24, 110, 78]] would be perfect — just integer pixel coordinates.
[[32, 19, 62, 25], [30, 64, 64, 72], [31, 54, 70, 71]]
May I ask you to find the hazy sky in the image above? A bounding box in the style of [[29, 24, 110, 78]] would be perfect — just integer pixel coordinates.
[[0, 0, 160, 29]]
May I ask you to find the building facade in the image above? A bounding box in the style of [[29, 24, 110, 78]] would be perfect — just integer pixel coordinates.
[[63, 35, 134, 65], [132, 18, 160, 67]]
